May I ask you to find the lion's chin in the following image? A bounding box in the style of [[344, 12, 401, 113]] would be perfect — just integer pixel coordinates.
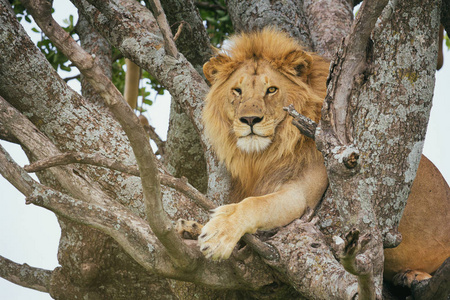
[[236, 135, 272, 153]]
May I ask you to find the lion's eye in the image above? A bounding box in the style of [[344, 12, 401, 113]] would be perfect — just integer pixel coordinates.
[[233, 88, 242, 96], [266, 87, 278, 94]]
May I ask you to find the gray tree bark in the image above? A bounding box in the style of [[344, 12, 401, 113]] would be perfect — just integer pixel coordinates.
[[0, 0, 444, 299]]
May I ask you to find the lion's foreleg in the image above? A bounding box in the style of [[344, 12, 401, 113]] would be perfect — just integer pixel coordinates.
[[198, 165, 328, 260]]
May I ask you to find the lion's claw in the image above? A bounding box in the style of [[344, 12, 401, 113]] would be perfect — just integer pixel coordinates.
[[198, 204, 248, 260]]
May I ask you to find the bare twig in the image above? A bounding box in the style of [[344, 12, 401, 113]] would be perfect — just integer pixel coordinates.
[[173, 21, 185, 42], [63, 74, 80, 82], [22, 0, 195, 269], [334, 229, 375, 300], [148, 0, 178, 57], [138, 116, 166, 156], [0, 255, 52, 293], [283, 104, 317, 140]]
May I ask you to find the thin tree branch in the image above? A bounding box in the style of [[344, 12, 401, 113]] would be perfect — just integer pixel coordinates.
[[63, 74, 80, 82], [147, 0, 178, 58], [139, 117, 166, 157], [23, 152, 215, 211], [22, 0, 195, 269], [0, 255, 52, 293], [24, 152, 140, 176], [172, 21, 185, 42]]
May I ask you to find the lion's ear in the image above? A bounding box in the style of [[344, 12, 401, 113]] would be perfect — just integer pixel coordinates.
[[203, 54, 232, 84], [282, 50, 313, 77]]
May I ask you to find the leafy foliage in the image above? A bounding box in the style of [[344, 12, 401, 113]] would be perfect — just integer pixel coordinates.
[[197, 0, 234, 47]]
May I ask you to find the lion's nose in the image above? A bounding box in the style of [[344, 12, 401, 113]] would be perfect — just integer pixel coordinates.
[[239, 116, 263, 126]]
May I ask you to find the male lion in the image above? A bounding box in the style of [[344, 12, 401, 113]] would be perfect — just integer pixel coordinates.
[[197, 28, 450, 286]]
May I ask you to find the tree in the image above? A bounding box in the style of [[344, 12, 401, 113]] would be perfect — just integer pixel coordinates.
[[0, 0, 448, 299]]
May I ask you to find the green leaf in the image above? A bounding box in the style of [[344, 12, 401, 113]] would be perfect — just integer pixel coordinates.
[[445, 33, 450, 50], [143, 99, 153, 106]]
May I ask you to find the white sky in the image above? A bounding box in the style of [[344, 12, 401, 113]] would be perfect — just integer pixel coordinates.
[[0, 1, 449, 299]]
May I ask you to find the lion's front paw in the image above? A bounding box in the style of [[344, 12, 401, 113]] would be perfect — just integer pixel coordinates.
[[198, 204, 250, 260]]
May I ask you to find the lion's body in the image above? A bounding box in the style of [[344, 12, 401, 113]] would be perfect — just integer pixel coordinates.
[[384, 156, 450, 283], [199, 28, 450, 282], [199, 29, 329, 259]]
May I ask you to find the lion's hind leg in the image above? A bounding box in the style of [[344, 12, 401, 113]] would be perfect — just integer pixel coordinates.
[[175, 219, 203, 240], [392, 269, 432, 288]]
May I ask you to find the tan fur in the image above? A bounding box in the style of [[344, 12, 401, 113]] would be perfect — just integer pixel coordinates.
[[199, 29, 329, 259], [384, 156, 450, 284]]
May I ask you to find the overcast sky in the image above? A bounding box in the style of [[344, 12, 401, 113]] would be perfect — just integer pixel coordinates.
[[1, 1, 449, 299]]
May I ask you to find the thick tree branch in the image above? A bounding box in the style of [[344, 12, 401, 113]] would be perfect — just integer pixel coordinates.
[[22, 0, 196, 269], [442, 0, 450, 34], [0, 255, 52, 293], [312, 1, 389, 298], [303, 0, 353, 58], [161, 0, 213, 72], [264, 219, 359, 299], [323, 0, 389, 144], [227, 0, 312, 49]]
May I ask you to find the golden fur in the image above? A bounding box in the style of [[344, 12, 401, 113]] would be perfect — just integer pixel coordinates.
[[203, 28, 329, 201], [199, 29, 329, 259]]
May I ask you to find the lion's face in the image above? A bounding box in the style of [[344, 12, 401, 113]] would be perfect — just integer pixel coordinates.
[[202, 29, 328, 187], [224, 61, 293, 153]]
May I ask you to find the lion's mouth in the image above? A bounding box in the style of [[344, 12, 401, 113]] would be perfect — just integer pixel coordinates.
[[236, 134, 272, 152]]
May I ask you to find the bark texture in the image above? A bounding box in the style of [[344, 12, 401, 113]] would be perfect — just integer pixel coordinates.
[[0, 0, 444, 299]]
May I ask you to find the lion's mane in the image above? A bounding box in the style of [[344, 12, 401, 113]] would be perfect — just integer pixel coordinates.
[[203, 29, 330, 201]]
